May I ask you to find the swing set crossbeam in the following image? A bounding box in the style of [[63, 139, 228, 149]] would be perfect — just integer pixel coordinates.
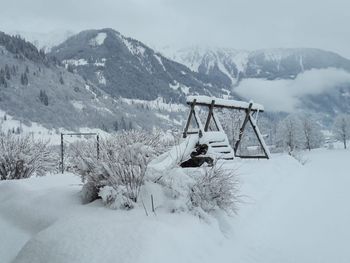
[[186, 95, 264, 112]]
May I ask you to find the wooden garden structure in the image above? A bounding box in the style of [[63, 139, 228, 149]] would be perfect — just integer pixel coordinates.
[[182, 96, 271, 159]]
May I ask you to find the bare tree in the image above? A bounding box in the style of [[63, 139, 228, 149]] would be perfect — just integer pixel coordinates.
[[217, 109, 244, 147], [300, 115, 324, 150], [333, 114, 350, 149], [276, 114, 305, 154]]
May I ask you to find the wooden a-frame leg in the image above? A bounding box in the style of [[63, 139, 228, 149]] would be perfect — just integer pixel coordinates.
[[204, 100, 215, 132], [183, 99, 197, 138], [234, 102, 253, 154]]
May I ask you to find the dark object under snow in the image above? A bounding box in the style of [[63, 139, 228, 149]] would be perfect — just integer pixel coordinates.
[[180, 143, 214, 167]]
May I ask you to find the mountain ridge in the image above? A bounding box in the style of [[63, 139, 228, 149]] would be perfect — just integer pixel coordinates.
[[163, 46, 350, 86], [50, 28, 231, 103]]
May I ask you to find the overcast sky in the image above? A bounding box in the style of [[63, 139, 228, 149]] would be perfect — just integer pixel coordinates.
[[0, 0, 349, 58]]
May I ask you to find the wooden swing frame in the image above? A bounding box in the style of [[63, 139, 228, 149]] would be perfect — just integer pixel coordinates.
[[182, 96, 270, 159]]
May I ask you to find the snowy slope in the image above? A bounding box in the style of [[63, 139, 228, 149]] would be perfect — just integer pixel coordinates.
[[50, 29, 227, 103], [9, 30, 75, 52], [1, 148, 350, 262]]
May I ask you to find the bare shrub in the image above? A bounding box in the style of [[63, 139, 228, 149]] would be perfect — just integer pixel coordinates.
[[290, 150, 308, 165], [189, 163, 240, 214], [73, 130, 162, 207], [0, 133, 55, 180], [333, 114, 350, 149]]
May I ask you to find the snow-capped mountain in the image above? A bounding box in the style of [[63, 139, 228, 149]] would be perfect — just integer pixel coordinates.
[[162, 46, 350, 122], [10, 29, 75, 53], [50, 29, 231, 103], [3, 28, 350, 130], [0, 32, 186, 131], [164, 47, 350, 85]]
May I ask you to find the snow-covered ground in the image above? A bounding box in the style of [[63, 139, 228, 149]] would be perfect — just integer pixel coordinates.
[[1, 148, 349, 263], [0, 110, 110, 145]]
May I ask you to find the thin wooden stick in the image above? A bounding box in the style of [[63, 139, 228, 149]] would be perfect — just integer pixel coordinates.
[[151, 194, 156, 215], [141, 199, 149, 216]]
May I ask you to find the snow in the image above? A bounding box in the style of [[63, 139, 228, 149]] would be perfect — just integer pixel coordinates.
[[63, 59, 88, 66], [120, 97, 187, 112], [94, 58, 106, 67], [0, 110, 109, 145], [229, 149, 350, 262], [122, 37, 146, 57], [169, 81, 190, 94], [181, 86, 190, 94], [217, 60, 236, 85], [169, 81, 180, 91], [0, 110, 59, 143], [1, 148, 350, 262], [95, 71, 106, 85], [155, 113, 182, 125], [71, 100, 84, 111], [148, 135, 198, 172], [10, 29, 75, 53], [199, 131, 234, 159], [154, 54, 166, 71], [89, 32, 107, 46], [249, 112, 271, 158], [231, 51, 249, 73], [163, 47, 249, 78], [187, 95, 264, 111], [85, 84, 98, 100]]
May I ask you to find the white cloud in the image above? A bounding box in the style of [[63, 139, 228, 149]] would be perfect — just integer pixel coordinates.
[[235, 68, 350, 112]]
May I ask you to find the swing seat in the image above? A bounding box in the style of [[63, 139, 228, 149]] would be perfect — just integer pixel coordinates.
[[199, 131, 235, 160]]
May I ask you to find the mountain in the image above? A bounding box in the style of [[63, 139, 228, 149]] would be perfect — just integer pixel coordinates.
[[3, 28, 349, 131], [50, 29, 350, 124], [0, 32, 186, 132], [10, 30, 75, 53], [50, 29, 232, 103], [164, 47, 350, 85], [163, 46, 350, 123]]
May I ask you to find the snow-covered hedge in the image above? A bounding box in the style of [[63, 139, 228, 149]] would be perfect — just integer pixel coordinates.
[[73, 130, 164, 207], [189, 164, 240, 214], [0, 133, 55, 180]]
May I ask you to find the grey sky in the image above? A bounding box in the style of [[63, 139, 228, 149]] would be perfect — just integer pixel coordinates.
[[0, 0, 349, 58]]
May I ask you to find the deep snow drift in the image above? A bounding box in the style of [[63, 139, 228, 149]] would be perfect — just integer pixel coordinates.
[[1, 148, 350, 263]]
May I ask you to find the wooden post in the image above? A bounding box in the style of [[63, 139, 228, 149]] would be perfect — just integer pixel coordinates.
[[234, 102, 253, 154], [248, 116, 270, 159], [204, 100, 215, 132], [96, 134, 100, 160], [60, 133, 64, 174], [183, 99, 196, 138], [151, 194, 156, 215]]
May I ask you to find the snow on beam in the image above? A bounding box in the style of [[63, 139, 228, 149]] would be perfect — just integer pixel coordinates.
[[186, 96, 264, 112]]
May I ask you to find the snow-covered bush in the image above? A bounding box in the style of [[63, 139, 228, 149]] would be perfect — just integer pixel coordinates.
[[74, 130, 163, 207], [0, 133, 55, 180], [290, 150, 308, 165], [98, 185, 132, 209], [189, 163, 240, 214]]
